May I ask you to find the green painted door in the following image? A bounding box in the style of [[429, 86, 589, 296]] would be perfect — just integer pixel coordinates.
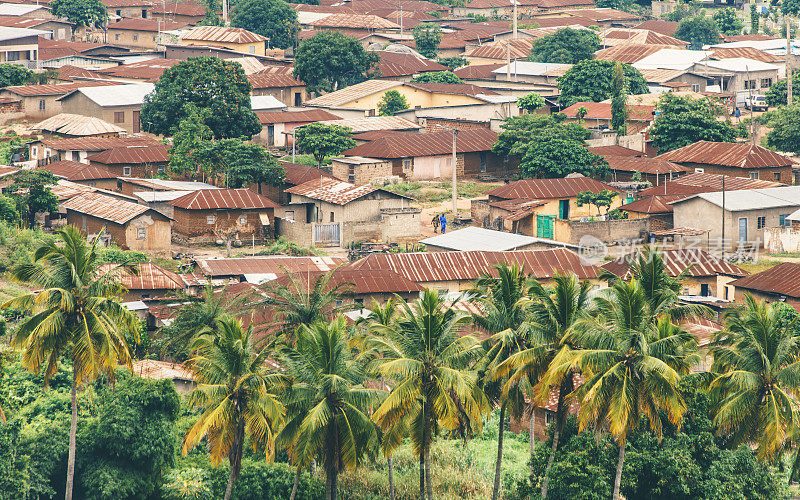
[[537, 214, 554, 239], [559, 199, 569, 219]]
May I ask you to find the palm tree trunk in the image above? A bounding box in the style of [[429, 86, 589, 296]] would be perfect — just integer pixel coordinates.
[[388, 457, 395, 500], [290, 466, 300, 500], [224, 418, 245, 500], [541, 376, 572, 499], [492, 403, 506, 500], [613, 441, 625, 500], [424, 446, 433, 500], [419, 452, 425, 500], [529, 404, 536, 478], [224, 468, 236, 500], [65, 371, 78, 500]]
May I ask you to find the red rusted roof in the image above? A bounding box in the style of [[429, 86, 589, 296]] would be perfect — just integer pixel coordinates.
[[87, 144, 170, 164], [101, 262, 185, 290], [562, 102, 655, 121], [633, 19, 678, 36], [658, 141, 796, 169], [464, 38, 535, 61], [309, 13, 400, 29], [604, 155, 688, 175], [63, 191, 152, 224], [3, 80, 121, 96], [454, 63, 504, 80], [247, 72, 304, 89], [196, 255, 347, 277], [342, 128, 498, 159], [169, 188, 279, 210], [107, 18, 187, 31], [56, 64, 107, 81], [637, 172, 783, 196], [587, 145, 644, 157], [285, 177, 402, 205], [594, 43, 675, 64], [601, 249, 748, 279], [374, 51, 448, 78], [710, 46, 783, 63], [729, 262, 800, 298], [347, 248, 601, 282], [619, 195, 677, 214], [720, 33, 779, 42], [182, 25, 266, 43], [269, 268, 422, 294], [39, 135, 162, 151], [133, 359, 194, 382], [280, 162, 338, 185], [602, 28, 686, 47], [405, 81, 497, 96], [256, 108, 340, 124], [98, 58, 181, 82], [488, 176, 618, 200], [41, 160, 116, 181]]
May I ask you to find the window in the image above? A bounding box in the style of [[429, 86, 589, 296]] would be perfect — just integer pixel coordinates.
[[780, 214, 792, 227], [249, 46, 255, 53], [136, 227, 146, 239], [71, 151, 79, 161], [750, 171, 759, 180], [284, 210, 295, 221], [744, 79, 756, 89], [116, 9, 121, 15], [354, 298, 364, 306], [757, 216, 766, 229], [724, 287, 729, 300], [330, 212, 335, 222], [152, 36, 156, 42], [206, 215, 216, 224], [38, 99, 45, 111], [238, 215, 247, 225], [545, 412, 555, 425], [762, 78, 773, 88], [115, 34, 120, 41], [402, 158, 412, 171], [132, 34, 138, 41], [142, 8, 147, 17], [774, 172, 782, 182], [31, 146, 37, 156], [114, 111, 125, 123], [700, 283, 710, 296], [123, 166, 131, 176], [158, 165, 165, 173], [691, 83, 700, 92], [694, 168, 704, 173]]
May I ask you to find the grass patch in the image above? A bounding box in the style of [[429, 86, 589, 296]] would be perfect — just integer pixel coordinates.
[[736, 258, 783, 274], [382, 181, 499, 204], [279, 154, 334, 167], [235, 237, 325, 257]]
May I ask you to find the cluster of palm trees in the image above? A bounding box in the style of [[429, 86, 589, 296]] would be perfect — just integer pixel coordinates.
[[5, 227, 800, 500]]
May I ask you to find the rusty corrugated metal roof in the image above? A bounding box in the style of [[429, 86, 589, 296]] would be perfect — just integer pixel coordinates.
[[488, 176, 618, 200], [3, 80, 122, 96], [87, 144, 170, 164], [637, 172, 783, 196], [256, 108, 340, 124], [464, 38, 535, 60], [310, 13, 400, 29], [39, 135, 162, 152], [374, 50, 449, 78], [587, 145, 644, 157], [306, 79, 402, 107], [658, 141, 796, 169], [182, 25, 266, 43], [619, 195, 676, 214], [31, 113, 125, 136], [729, 262, 800, 298], [342, 128, 498, 159], [279, 162, 338, 185], [604, 155, 688, 175], [101, 262, 185, 290], [63, 191, 152, 224], [710, 46, 783, 63], [594, 43, 676, 64], [196, 255, 347, 277], [633, 20, 678, 36], [602, 29, 686, 47], [269, 269, 422, 294], [133, 359, 194, 381], [405, 81, 498, 96], [247, 72, 304, 89], [98, 58, 181, 82], [601, 249, 748, 279], [562, 102, 655, 121], [169, 188, 279, 210], [41, 160, 116, 181], [286, 177, 406, 205]]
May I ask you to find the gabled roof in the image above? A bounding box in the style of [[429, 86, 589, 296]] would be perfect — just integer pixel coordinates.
[[562, 8, 642, 21], [286, 176, 410, 205], [279, 161, 338, 185], [269, 268, 422, 294], [87, 144, 170, 164], [63, 191, 155, 224], [603, 155, 687, 175], [305, 79, 402, 107], [107, 18, 187, 32], [319, 115, 421, 133], [601, 249, 748, 279], [729, 262, 800, 298], [168, 188, 279, 210], [181, 25, 266, 43], [619, 195, 677, 214], [195, 255, 347, 277], [710, 46, 783, 63], [658, 141, 796, 169], [373, 50, 448, 78], [463, 38, 535, 60], [2, 80, 121, 97], [31, 113, 125, 136], [309, 13, 400, 29], [562, 102, 655, 121], [101, 262, 185, 290], [41, 160, 117, 181], [633, 19, 678, 36], [98, 58, 181, 82], [247, 72, 304, 89], [341, 128, 498, 158], [404, 81, 497, 96], [488, 175, 618, 200], [57, 83, 155, 107], [637, 172, 783, 196], [602, 28, 686, 47], [38, 135, 162, 151], [118, 177, 218, 191], [421, 226, 546, 251], [674, 186, 800, 211], [55, 64, 108, 81], [255, 108, 341, 124], [595, 43, 682, 64], [454, 62, 504, 80], [346, 247, 601, 281]]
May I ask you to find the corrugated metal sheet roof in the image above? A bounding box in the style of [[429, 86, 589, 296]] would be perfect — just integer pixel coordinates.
[[98, 58, 181, 82], [346, 248, 601, 281], [286, 177, 403, 205], [488, 175, 618, 200], [107, 18, 187, 31], [168, 188, 279, 210], [562, 102, 655, 121], [587, 145, 644, 157], [604, 155, 688, 174], [181, 25, 266, 43], [464, 38, 535, 61], [405, 81, 498, 96], [636, 67, 688, 84], [658, 141, 796, 169], [601, 249, 748, 278], [305, 79, 402, 107], [594, 44, 679, 64], [309, 13, 400, 29], [710, 46, 783, 63], [4, 80, 122, 96], [319, 115, 421, 133], [42, 160, 116, 181], [101, 262, 185, 290], [57, 83, 154, 107], [420, 226, 544, 251], [373, 50, 448, 78], [269, 268, 422, 294], [256, 108, 340, 124], [341, 128, 498, 158], [619, 195, 676, 214], [563, 8, 642, 21], [279, 161, 338, 185], [133, 359, 194, 381], [119, 177, 218, 191], [39, 135, 162, 152], [637, 172, 783, 196], [87, 144, 169, 164], [602, 29, 686, 47], [196, 255, 346, 277], [677, 186, 800, 211], [454, 63, 504, 79], [31, 113, 125, 136], [247, 72, 303, 89], [633, 19, 678, 36], [729, 262, 800, 298], [63, 191, 151, 224]]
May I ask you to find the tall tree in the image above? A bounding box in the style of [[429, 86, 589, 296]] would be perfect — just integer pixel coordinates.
[[518, 139, 609, 179], [610, 62, 628, 135], [492, 114, 589, 158], [277, 317, 379, 500], [369, 290, 489, 500], [413, 23, 442, 59], [650, 93, 736, 152], [8, 170, 58, 228], [517, 92, 545, 113], [183, 316, 285, 500], [410, 71, 463, 84], [557, 59, 648, 107], [530, 28, 600, 64], [675, 15, 721, 47], [0, 64, 33, 87], [231, 0, 298, 49], [294, 123, 356, 168], [762, 104, 800, 155], [167, 105, 214, 180], [713, 7, 744, 36], [377, 90, 409, 116], [140, 57, 260, 139], [50, 0, 106, 27], [2, 226, 139, 500], [293, 31, 379, 93]]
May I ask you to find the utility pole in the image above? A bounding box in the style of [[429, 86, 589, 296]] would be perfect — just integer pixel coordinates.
[[452, 128, 458, 219], [223, 0, 229, 25], [512, 0, 518, 39], [788, 15, 793, 104], [399, 2, 403, 37], [721, 175, 726, 259], [747, 65, 755, 144]]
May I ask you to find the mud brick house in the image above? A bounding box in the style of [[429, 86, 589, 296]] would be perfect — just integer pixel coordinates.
[[167, 188, 279, 243], [40, 160, 118, 190], [561, 102, 656, 135], [105, 19, 188, 50], [247, 72, 307, 107], [276, 177, 419, 247], [601, 248, 748, 298], [254, 108, 341, 147], [596, 154, 688, 184], [87, 143, 170, 178], [63, 191, 172, 255], [101, 262, 186, 301], [150, 2, 206, 25], [28, 135, 162, 165], [0, 81, 123, 121], [193, 255, 347, 286], [727, 262, 800, 309], [259, 161, 339, 205], [658, 141, 796, 183], [57, 83, 154, 134]]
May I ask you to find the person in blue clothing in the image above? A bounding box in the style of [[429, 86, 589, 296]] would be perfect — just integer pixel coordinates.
[[439, 213, 447, 233]]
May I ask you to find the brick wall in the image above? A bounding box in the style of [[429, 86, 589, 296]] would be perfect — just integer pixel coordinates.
[[679, 161, 793, 184], [423, 118, 490, 133], [331, 159, 393, 185], [172, 208, 272, 239], [380, 207, 421, 241], [471, 198, 491, 227], [556, 217, 651, 245]]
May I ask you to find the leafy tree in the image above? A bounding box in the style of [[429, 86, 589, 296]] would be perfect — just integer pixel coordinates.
[[211, 140, 285, 192], [2, 226, 139, 500], [650, 93, 736, 152], [664, 3, 698, 22], [168, 105, 214, 179], [575, 106, 588, 123], [378, 89, 409, 116], [519, 140, 609, 179], [369, 290, 489, 500], [492, 114, 590, 158], [557, 59, 648, 107], [0, 195, 19, 225], [516, 92, 545, 113], [610, 62, 628, 135], [763, 104, 800, 155], [294, 122, 356, 168], [437, 56, 468, 70], [50, 0, 106, 27], [713, 7, 744, 35], [183, 316, 285, 500], [413, 23, 442, 59], [675, 15, 721, 47], [8, 170, 58, 228], [576, 189, 618, 216], [141, 57, 260, 139], [411, 71, 463, 84], [293, 31, 379, 93], [0, 64, 33, 87], [78, 375, 180, 500], [765, 71, 800, 106], [530, 28, 600, 64], [751, 4, 759, 33], [230, 0, 298, 49], [783, 0, 800, 16], [277, 317, 379, 500]]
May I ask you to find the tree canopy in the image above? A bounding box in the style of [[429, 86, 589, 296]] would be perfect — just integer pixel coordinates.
[[518, 139, 609, 179], [649, 93, 736, 152], [50, 0, 106, 27], [230, 0, 298, 49], [8, 170, 58, 228], [410, 71, 463, 84], [413, 23, 442, 59], [675, 15, 720, 47], [530, 28, 600, 64], [293, 31, 379, 93], [377, 89, 409, 115], [713, 7, 744, 36], [762, 104, 800, 155], [765, 71, 800, 107], [517, 92, 545, 112], [577, 190, 618, 216], [492, 114, 589, 158], [0, 64, 33, 88], [140, 57, 260, 139], [294, 123, 356, 167], [557, 59, 648, 107]]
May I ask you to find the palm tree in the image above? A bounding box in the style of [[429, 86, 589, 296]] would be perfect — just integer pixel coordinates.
[[369, 289, 489, 500], [709, 294, 800, 461], [2, 225, 139, 500], [562, 279, 690, 500], [494, 273, 591, 497], [472, 264, 532, 500], [183, 316, 285, 500], [277, 316, 380, 500]]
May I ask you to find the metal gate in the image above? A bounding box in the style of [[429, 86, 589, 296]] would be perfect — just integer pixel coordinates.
[[536, 214, 554, 239], [314, 223, 341, 247]]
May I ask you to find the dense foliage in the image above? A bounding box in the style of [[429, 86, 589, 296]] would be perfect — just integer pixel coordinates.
[[411, 71, 463, 84], [230, 0, 298, 49], [713, 8, 744, 36], [413, 23, 442, 59], [294, 122, 356, 167], [530, 28, 600, 64], [50, 0, 106, 27], [765, 71, 800, 107], [293, 32, 379, 93], [675, 16, 721, 46], [557, 59, 648, 107], [0, 64, 34, 88], [762, 104, 800, 155], [378, 90, 409, 115], [650, 93, 736, 152]]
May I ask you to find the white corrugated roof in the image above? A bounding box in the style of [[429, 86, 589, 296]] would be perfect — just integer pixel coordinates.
[[634, 49, 709, 70], [0, 3, 47, 15], [0, 25, 48, 40], [250, 95, 286, 111], [699, 57, 779, 72], [61, 83, 154, 107], [123, 178, 217, 190], [675, 186, 800, 211], [31, 113, 125, 136], [420, 226, 543, 251], [491, 61, 571, 76], [134, 191, 194, 202]]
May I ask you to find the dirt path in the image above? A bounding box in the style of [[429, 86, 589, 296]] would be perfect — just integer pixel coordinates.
[[419, 197, 477, 238]]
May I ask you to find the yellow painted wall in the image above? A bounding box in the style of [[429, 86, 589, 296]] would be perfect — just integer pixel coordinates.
[[342, 85, 487, 112], [181, 40, 266, 56]]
